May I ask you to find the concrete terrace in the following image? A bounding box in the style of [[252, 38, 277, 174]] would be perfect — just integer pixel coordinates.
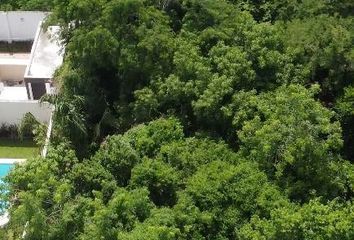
[[0, 87, 28, 100], [25, 26, 63, 79]]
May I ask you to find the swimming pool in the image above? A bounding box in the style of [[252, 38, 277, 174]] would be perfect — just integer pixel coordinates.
[[0, 164, 14, 179], [0, 164, 13, 213]]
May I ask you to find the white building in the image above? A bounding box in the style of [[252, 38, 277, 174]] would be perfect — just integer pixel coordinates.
[[0, 11, 63, 125]]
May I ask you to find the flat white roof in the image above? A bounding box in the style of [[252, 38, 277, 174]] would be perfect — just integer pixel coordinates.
[[25, 24, 63, 79], [0, 11, 48, 42], [0, 87, 28, 101]]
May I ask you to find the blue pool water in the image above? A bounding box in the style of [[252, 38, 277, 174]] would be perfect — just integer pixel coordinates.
[[0, 164, 14, 179], [0, 164, 13, 212]]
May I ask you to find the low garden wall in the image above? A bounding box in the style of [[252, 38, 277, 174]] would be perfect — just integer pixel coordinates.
[[0, 100, 51, 125]]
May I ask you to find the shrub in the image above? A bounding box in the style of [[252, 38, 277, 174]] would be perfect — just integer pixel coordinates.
[[0, 123, 18, 139]]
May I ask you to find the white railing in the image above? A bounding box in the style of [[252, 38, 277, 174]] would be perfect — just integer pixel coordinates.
[[41, 107, 54, 157]]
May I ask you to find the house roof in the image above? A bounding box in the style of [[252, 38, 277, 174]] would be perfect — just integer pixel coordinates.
[[0, 11, 48, 42], [0, 11, 63, 80]]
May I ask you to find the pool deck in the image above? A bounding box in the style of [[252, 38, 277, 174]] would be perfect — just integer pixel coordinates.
[[0, 158, 26, 164]]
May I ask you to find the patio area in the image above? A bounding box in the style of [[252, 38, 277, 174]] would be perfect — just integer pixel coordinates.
[[0, 86, 28, 101]]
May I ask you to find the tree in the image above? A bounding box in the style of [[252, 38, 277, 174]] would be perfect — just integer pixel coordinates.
[[130, 159, 179, 206], [336, 86, 354, 162], [158, 137, 237, 179], [0, 0, 54, 11], [123, 117, 184, 157], [281, 16, 354, 103], [183, 160, 288, 239], [1, 0, 354, 239], [42, 93, 88, 156], [79, 188, 153, 240], [234, 84, 344, 200], [239, 199, 354, 240], [92, 135, 140, 186]]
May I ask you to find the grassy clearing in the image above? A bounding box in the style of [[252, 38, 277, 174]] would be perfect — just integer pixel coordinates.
[[0, 138, 39, 158]]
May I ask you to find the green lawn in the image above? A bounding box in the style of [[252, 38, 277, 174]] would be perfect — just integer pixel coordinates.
[[0, 139, 39, 158]]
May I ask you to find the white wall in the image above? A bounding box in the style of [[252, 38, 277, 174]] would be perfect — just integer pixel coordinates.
[[0, 12, 47, 42], [0, 100, 51, 125], [0, 64, 26, 81]]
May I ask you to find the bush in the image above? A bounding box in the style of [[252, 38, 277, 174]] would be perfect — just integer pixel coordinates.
[[18, 113, 40, 140], [0, 123, 18, 139]]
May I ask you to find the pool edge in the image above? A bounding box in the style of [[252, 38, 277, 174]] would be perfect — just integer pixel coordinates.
[[0, 159, 26, 164]]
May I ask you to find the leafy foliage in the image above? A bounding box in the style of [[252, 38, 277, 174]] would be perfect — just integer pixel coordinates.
[[234, 84, 344, 200], [0, 0, 353, 239]]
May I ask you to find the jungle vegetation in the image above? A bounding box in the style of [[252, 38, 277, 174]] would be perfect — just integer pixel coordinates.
[[0, 0, 353, 239]]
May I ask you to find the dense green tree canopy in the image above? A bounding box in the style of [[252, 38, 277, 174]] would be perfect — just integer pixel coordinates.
[[2, 118, 353, 239], [0, 0, 353, 239], [234, 84, 345, 200]]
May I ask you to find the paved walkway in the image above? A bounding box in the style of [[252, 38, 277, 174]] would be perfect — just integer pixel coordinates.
[[0, 158, 26, 164]]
